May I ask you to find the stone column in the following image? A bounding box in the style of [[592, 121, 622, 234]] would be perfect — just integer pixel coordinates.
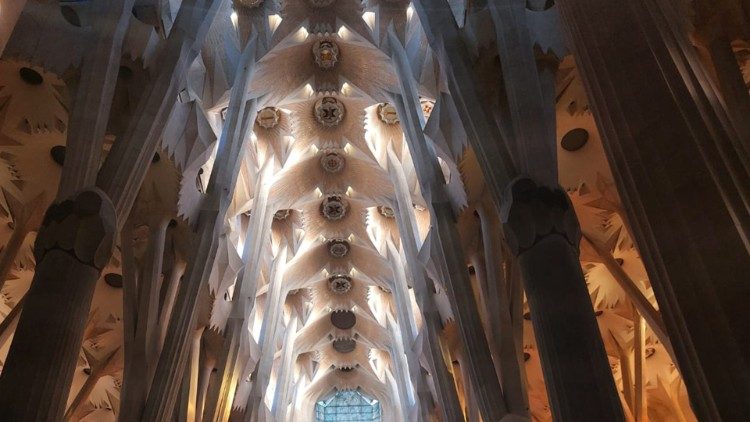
[[475, 202, 528, 416], [705, 35, 750, 158], [502, 178, 624, 421], [142, 37, 261, 420], [557, 0, 750, 419], [387, 30, 508, 421], [57, 0, 136, 199], [0, 189, 116, 421], [386, 151, 464, 422]]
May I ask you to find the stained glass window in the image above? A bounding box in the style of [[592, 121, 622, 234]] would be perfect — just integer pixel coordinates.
[[315, 389, 382, 421]]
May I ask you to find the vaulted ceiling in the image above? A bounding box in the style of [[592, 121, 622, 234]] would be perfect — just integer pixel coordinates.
[[0, 0, 711, 420]]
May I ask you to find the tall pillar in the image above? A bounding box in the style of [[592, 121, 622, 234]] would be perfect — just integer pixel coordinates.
[[387, 29, 508, 421], [0, 189, 116, 421], [475, 202, 528, 416], [704, 35, 750, 158], [557, 0, 750, 419], [142, 38, 260, 421], [502, 178, 625, 421], [387, 150, 464, 422]]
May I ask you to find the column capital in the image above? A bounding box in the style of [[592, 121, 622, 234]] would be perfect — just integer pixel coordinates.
[[501, 177, 580, 256], [34, 188, 117, 270]]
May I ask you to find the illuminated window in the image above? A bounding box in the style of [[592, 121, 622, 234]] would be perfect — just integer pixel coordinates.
[[315, 389, 381, 421]]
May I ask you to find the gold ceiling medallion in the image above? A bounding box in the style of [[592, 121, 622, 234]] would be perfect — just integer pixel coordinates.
[[420, 98, 435, 119], [320, 151, 345, 173], [256, 107, 281, 129], [312, 39, 340, 70], [328, 275, 352, 294], [321, 195, 349, 220], [377, 103, 399, 125], [327, 239, 350, 258], [314, 97, 345, 127]]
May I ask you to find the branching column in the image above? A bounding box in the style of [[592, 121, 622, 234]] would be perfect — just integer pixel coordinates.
[[142, 38, 261, 421], [557, 0, 750, 419], [502, 178, 624, 421], [388, 31, 508, 420], [387, 149, 464, 422], [0, 190, 116, 420]]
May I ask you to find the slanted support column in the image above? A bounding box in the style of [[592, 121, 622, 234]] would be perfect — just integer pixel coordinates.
[[387, 28, 508, 421], [557, 0, 750, 419], [0, 189, 116, 421], [501, 178, 624, 421], [57, 0, 136, 199], [142, 37, 261, 421], [475, 202, 528, 416], [387, 148, 463, 422], [703, 35, 750, 158]]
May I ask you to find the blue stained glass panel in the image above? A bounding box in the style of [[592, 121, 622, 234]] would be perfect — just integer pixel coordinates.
[[315, 389, 382, 421]]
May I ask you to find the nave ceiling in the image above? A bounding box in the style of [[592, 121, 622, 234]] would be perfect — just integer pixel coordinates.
[[0, 0, 719, 420]]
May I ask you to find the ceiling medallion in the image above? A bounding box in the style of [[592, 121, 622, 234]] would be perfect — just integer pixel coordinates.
[[320, 151, 345, 173], [330, 310, 357, 329], [327, 239, 350, 258], [377, 206, 395, 218], [328, 275, 352, 294], [377, 103, 399, 125], [312, 39, 340, 70], [309, 0, 336, 7], [314, 97, 345, 127], [321, 195, 348, 221], [420, 98, 435, 118], [274, 209, 291, 220], [256, 107, 281, 129], [333, 338, 356, 354]]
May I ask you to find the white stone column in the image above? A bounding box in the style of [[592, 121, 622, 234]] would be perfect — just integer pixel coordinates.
[[387, 30, 509, 420], [386, 150, 464, 422], [142, 36, 261, 421]]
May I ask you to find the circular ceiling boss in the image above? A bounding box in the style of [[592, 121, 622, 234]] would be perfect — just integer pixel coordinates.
[[320, 151, 345, 173], [377, 206, 395, 218], [314, 97, 345, 127], [256, 107, 281, 129], [328, 275, 352, 294], [327, 239, 350, 258], [321, 195, 348, 221], [313, 39, 340, 70], [377, 103, 399, 125], [333, 338, 357, 354], [330, 310, 356, 329]]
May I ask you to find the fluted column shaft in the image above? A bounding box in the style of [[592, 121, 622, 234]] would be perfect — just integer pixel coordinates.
[[142, 36, 261, 420], [557, 0, 750, 419], [0, 190, 116, 421], [502, 178, 624, 421], [388, 150, 463, 422], [388, 29, 508, 421], [705, 35, 750, 159]]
